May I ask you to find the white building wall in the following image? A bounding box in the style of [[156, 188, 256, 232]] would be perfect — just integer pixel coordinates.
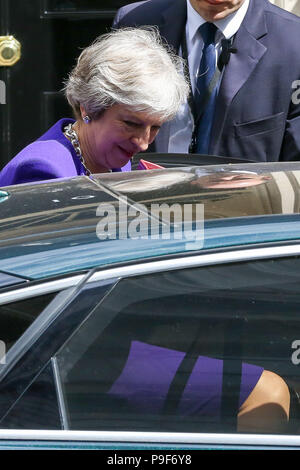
[[269, 0, 300, 16]]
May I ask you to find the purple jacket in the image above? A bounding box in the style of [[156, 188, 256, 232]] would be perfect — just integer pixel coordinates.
[[0, 118, 131, 187]]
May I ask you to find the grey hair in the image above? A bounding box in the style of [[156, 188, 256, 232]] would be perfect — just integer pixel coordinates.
[[64, 27, 190, 121]]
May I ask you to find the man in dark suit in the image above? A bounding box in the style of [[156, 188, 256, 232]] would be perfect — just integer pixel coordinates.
[[113, 0, 300, 162]]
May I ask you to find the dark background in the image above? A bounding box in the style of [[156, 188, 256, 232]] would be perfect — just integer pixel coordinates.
[[0, 0, 136, 168]]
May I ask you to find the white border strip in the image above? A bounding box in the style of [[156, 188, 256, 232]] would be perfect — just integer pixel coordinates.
[[0, 429, 299, 447]]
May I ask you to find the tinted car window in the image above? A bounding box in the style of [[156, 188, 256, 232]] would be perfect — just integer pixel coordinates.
[[55, 257, 300, 434], [0, 292, 58, 354], [0, 362, 61, 430]]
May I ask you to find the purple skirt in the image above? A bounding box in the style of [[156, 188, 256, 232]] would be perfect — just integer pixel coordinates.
[[109, 341, 263, 418]]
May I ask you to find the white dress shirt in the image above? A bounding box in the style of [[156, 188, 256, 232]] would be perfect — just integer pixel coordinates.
[[163, 0, 250, 154]]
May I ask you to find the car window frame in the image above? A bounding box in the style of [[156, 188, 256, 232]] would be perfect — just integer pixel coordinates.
[[0, 272, 118, 422], [1, 242, 300, 439], [53, 242, 300, 435]]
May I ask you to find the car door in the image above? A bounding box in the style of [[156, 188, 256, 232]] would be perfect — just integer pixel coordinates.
[[1, 247, 300, 447]]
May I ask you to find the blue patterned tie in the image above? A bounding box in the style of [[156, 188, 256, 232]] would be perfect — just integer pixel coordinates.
[[195, 22, 218, 154]]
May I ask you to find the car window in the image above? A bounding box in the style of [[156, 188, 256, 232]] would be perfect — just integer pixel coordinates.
[[0, 361, 61, 430], [0, 277, 118, 427], [55, 257, 300, 435], [0, 292, 58, 356]]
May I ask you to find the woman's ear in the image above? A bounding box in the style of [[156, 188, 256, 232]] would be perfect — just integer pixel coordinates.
[[79, 105, 91, 123], [80, 104, 87, 119]]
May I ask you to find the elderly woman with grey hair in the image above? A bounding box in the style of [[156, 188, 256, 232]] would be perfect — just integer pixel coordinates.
[[0, 27, 189, 186]]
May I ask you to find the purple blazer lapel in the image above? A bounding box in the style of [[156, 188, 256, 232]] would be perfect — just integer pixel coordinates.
[[209, 0, 268, 152]]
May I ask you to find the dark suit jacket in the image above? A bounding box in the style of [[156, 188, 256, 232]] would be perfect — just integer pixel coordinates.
[[113, 0, 300, 162]]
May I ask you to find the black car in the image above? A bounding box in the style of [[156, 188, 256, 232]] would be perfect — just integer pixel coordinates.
[[0, 161, 300, 449]]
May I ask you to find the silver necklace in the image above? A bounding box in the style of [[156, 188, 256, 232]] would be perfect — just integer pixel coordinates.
[[64, 123, 91, 176]]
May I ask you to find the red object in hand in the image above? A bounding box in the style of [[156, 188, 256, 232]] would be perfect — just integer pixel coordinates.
[[137, 159, 165, 170]]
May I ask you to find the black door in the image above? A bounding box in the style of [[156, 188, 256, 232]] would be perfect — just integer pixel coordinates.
[[0, 0, 135, 169]]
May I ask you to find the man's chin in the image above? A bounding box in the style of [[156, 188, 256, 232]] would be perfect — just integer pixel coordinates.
[[191, 0, 245, 21]]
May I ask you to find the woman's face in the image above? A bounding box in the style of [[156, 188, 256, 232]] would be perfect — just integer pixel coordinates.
[[79, 104, 164, 173]]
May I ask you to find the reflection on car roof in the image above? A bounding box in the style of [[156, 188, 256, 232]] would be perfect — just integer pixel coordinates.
[[1, 162, 300, 280]]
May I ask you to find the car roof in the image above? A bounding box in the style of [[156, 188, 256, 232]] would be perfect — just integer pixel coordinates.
[[1, 161, 300, 281]]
